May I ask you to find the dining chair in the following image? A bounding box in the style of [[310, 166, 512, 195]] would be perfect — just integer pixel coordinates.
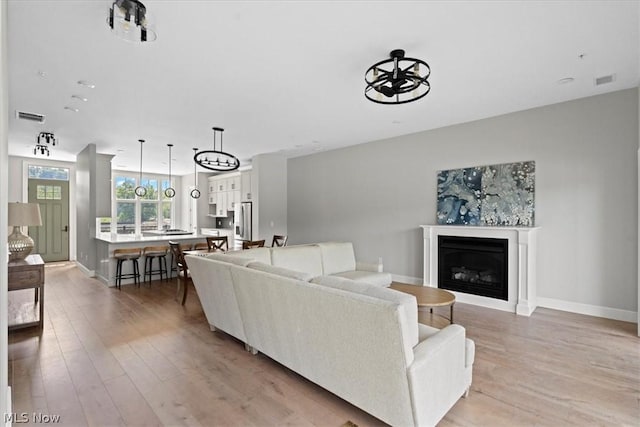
[[192, 241, 208, 251], [271, 235, 288, 247], [169, 241, 189, 305], [206, 236, 229, 252], [242, 239, 266, 249]]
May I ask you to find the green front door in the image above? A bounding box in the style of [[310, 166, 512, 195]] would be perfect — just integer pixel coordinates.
[[28, 179, 70, 262]]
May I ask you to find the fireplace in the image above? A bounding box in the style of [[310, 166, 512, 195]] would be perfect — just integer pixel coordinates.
[[422, 225, 538, 316], [438, 235, 508, 300]]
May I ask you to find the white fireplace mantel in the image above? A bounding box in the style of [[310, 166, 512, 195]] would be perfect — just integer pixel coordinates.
[[421, 225, 540, 316]]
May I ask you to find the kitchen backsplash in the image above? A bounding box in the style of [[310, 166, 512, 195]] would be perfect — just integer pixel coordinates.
[[216, 211, 234, 229]]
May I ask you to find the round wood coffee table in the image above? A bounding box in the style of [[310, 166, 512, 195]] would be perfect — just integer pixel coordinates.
[[389, 283, 456, 324]]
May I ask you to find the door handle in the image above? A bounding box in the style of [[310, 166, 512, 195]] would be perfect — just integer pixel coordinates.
[[62, 225, 68, 232]]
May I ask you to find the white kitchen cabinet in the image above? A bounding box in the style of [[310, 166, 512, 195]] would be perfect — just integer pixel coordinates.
[[229, 176, 240, 191], [229, 190, 241, 211], [208, 176, 217, 204], [215, 191, 227, 216], [241, 171, 252, 201], [207, 172, 245, 215]]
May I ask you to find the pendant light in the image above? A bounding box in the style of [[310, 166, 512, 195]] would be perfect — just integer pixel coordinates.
[[194, 127, 240, 172], [134, 139, 147, 197], [190, 147, 201, 199], [164, 143, 175, 198]]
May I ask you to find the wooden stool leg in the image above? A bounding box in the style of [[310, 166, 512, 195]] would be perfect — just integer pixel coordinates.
[[115, 259, 122, 290]]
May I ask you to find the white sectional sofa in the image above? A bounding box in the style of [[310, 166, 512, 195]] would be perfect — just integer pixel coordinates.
[[186, 242, 475, 426]]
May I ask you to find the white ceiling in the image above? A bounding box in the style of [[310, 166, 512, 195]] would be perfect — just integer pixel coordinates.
[[7, 1, 639, 175]]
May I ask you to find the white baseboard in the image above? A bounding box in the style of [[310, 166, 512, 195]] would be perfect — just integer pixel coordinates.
[[75, 261, 95, 278], [537, 297, 637, 323], [391, 274, 423, 285]]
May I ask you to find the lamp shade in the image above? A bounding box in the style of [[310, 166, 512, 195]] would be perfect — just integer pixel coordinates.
[[8, 202, 42, 227]]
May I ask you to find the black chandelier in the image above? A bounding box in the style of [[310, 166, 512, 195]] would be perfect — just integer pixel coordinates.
[[107, 0, 156, 42], [194, 127, 240, 172], [365, 49, 431, 105], [33, 132, 58, 156]]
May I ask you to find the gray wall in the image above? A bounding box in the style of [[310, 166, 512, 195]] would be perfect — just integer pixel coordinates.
[[253, 153, 287, 241], [76, 144, 113, 273], [288, 89, 639, 314]]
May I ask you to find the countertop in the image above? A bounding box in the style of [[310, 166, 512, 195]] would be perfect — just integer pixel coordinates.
[[95, 233, 206, 244]]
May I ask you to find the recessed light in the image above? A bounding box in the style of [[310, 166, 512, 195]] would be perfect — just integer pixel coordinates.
[[116, 149, 125, 153], [64, 106, 79, 112], [71, 95, 88, 102], [392, 120, 402, 124], [311, 140, 320, 144], [295, 144, 303, 148], [116, 164, 126, 168], [77, 80, 96, 89], [37, 70, 46, 78], [557, 77, 574, 85]]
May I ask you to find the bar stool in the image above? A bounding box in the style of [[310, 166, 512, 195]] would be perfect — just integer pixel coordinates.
[[143, 245, 169, 283], [113, 248, 142, 290]]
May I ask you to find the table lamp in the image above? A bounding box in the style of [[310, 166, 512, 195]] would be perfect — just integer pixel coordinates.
[[8, 202, 42, 261]]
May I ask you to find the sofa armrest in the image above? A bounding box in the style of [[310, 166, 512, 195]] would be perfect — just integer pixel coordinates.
[[407, 324, 470, 426], [356, 260, 383, 273]]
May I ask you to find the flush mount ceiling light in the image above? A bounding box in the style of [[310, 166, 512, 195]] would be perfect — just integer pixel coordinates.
[[134, 139, 147, 197], [365, 49, 431, 105], [107, 0, 156, 43], [190, 148, 201, 199], [164, 144, 175, 198], [194, 127, 240, 172], [33, 132, 58, 156]]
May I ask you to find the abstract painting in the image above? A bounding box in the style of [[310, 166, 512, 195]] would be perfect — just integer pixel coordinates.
[[437, 161, 535, 226]]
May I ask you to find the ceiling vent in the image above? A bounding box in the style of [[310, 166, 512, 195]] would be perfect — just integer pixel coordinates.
[[15, 110, 46, 124], [595, 74, 616, 86]]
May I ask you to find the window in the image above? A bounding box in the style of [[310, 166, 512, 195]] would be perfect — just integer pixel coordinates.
[[36, 185, 62, 200], [28, 165, 69, 181], [113, 174, 173, 234]]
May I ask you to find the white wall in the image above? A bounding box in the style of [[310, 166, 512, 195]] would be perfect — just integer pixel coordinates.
[[288, 89, 639, 319], [1, 0, 9, 420]]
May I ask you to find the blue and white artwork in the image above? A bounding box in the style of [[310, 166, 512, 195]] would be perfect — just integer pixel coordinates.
[[437, 161, 535, 226]]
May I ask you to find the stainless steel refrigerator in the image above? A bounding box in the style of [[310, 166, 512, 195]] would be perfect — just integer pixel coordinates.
[[234, 202, 252, 249]]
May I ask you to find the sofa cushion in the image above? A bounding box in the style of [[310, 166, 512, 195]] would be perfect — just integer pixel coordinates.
[[271, 245, 323, 277], [316, 242, 356, 275], [311, 275, 418, 348], [226, 247, 272, 264], [206, 253, 253, 267], [246, 261, 315, 282], [331, 270, 392, 287]]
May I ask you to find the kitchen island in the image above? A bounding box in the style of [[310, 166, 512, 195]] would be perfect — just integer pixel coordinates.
[[95, 233, 208, 287]]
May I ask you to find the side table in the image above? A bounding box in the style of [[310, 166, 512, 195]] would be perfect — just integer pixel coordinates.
[[8, 254, 45, 331]]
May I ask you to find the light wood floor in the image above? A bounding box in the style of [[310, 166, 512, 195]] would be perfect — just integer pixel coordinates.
[[7, 262, 639, 426]]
